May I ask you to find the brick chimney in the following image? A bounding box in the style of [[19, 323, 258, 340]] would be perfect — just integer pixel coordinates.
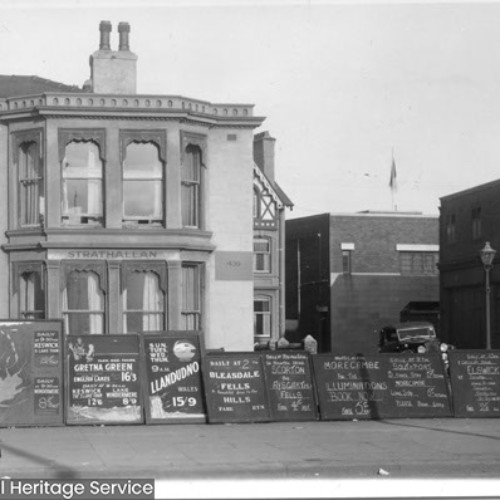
[[253, 131, 276, 180], [88, 21, 138, 94]]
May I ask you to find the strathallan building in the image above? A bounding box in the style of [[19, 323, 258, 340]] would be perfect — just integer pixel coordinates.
[[0, 22, 291, 351]]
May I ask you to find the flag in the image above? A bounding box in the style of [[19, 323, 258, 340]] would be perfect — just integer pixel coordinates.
[[389, 156, 397, 191]]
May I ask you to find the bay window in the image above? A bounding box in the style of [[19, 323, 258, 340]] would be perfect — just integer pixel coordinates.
[[123, 142, 163, 225], [18, 141, 44, 227], [182, 145, 201, 228], [20, 272, 45, 319], [62, 141, 103, 225], [122, 266, 167, 333], [181, 264, 202, 330], [62, 268, 105, 335]]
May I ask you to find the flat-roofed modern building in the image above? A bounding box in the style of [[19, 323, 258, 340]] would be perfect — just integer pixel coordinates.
[[286, 211, 439, 353]]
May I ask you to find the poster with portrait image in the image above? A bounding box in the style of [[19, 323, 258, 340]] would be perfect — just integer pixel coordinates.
[[66, 334, 143, 425], [142, 331, 206, 424]]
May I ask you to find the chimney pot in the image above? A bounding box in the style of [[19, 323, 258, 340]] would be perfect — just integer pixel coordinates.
[[118, 22, 131, 51], [99, 20, 112, 51]]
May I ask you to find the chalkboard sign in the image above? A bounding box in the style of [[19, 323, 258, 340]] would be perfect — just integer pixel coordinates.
[[142, 331, 206, 424], [263, 351, 318, 421], [312, 353, 452, 420], [202, 353, 270, 423], [66, 334, 143, 425], [449, 350, 500, 417], [0, 320, 63, 427]]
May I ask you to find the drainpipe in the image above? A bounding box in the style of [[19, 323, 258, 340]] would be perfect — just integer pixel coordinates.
[[279, 207, 286, 338]]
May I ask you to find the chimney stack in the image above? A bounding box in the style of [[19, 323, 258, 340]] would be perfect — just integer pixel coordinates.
[[88, 21, 138, 94], [253, 131, 276, 180], [99, 21, 112, 50], [118, 22, 130, 51]]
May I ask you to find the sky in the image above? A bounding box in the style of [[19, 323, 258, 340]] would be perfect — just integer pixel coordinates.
[[1, 0, 500, 218]]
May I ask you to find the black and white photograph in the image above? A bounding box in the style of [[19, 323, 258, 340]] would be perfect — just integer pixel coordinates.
[[0, 1, 499, 499]]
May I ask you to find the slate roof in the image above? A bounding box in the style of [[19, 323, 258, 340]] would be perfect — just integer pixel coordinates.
[[0, 75, 83, 98]]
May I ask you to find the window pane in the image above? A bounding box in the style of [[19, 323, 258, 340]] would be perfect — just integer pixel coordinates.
[[254, 240, 270, 252], [63, 142, 103, 177], [66, 312, 103, 336], [123, 143, 162, 178], [254, 299, 270, 312], [64, 179, 103, 216], [123, 180, 162, 219], [181, 184, 198, 226]]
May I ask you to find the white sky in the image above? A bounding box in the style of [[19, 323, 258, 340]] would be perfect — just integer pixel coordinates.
[[1, 0, 499, 218]]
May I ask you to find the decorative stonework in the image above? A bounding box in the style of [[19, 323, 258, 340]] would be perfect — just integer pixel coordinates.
[[60, 261, 107, 292], [180, 131, 207, 164], [121, 261, 168, 293], [58, 128, 106, 162], [119, 129, 167, 163], [12, 128, 43, 163], [12, 261, 45, 293], [1, 93, 255, 118]]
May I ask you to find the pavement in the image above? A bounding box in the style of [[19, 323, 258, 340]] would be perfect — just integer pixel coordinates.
[[1, 418, 500, 498]]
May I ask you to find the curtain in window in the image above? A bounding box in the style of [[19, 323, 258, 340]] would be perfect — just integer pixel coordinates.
[[142, 272, 162, 331], [63, 271, 104, 335], [20, 273, 34, 317], [62, 286, 69, 335], [182, 265, 200, 329], [87, 272, 103, 334]]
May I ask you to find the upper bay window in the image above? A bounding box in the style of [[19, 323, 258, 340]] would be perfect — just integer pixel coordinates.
[[13, 129, 44, 228], [182, 145, 202, 228], [61, 141, 104, 226], [19, 142, 44, 227], [181, 131, 206, 230], [120, 130, 167, 227], [123, 142, 163, 225]]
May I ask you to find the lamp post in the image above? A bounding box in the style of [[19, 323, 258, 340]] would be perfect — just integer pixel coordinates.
[[480, 242, 496, 350]]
